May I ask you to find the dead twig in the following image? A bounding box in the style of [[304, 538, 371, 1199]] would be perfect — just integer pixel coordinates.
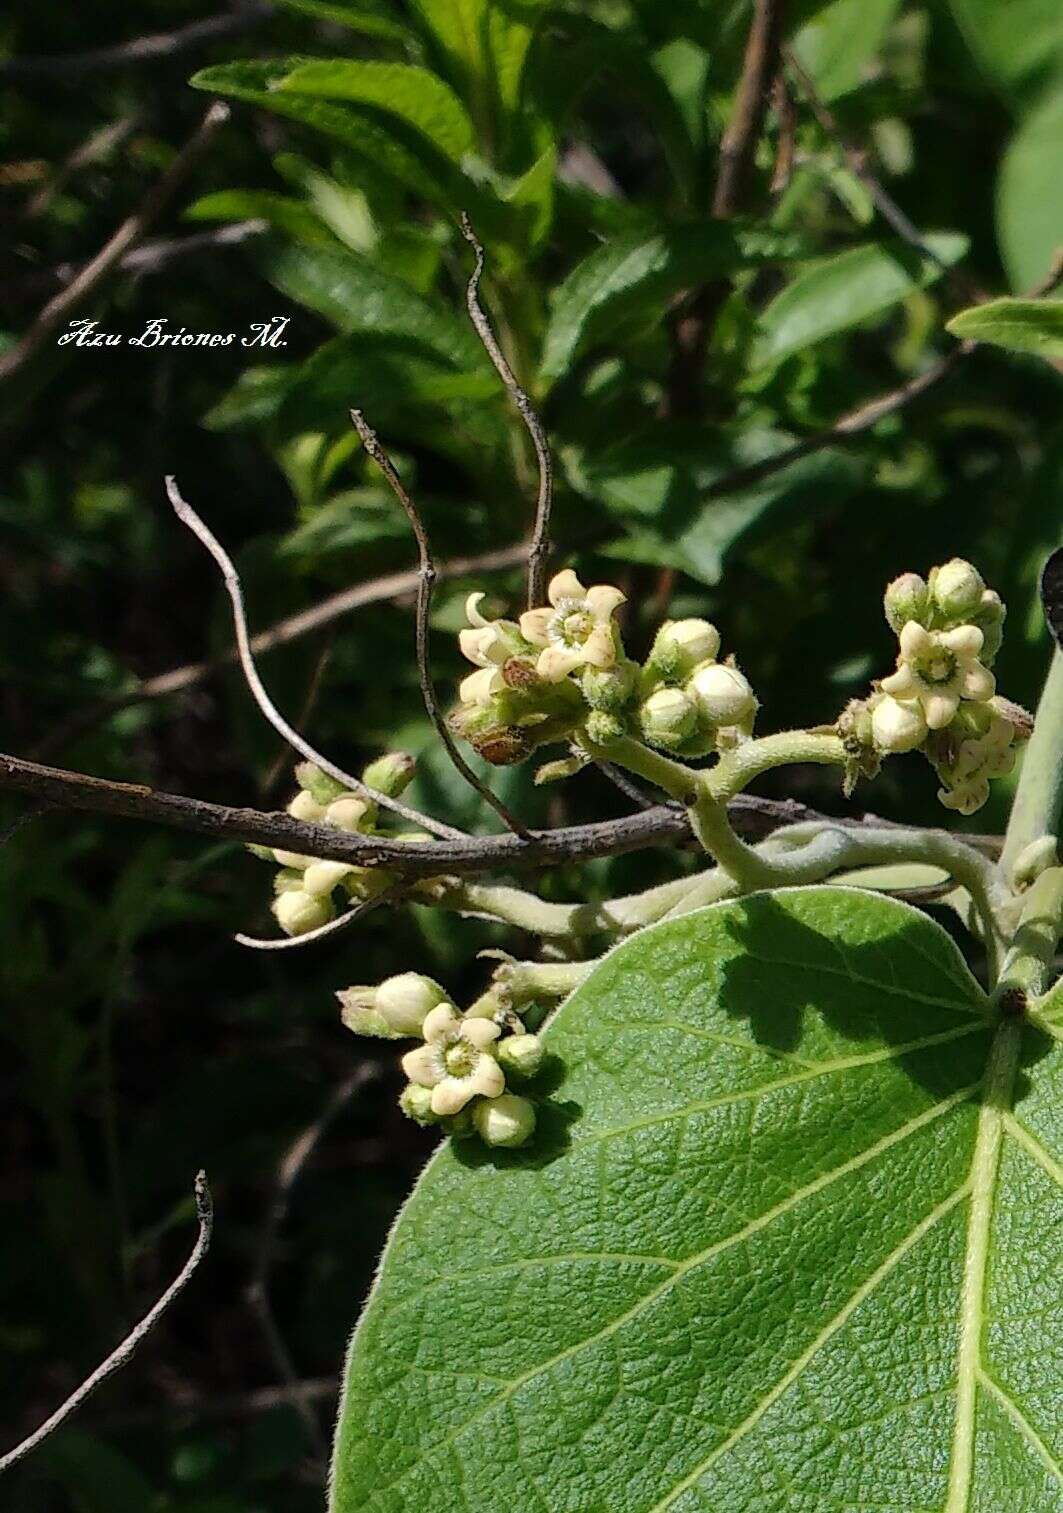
[[0, 1173, 212, 1476], [349, 412, 530, 837], [20, 115, 139, 222], [247, 1064, 377, 1464], [0, 5, 274, 80], [459, 214, 553, 608], [0, 104, 230, 384], [165, 477, 464, 842], [713, 0, 788, 217]]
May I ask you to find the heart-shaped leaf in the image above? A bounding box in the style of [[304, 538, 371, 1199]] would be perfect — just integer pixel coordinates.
[[331, 887, 1063, 1512]]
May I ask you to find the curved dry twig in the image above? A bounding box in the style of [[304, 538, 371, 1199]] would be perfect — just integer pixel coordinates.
[[349, 412, 530, 837], [459, 213, 553, 609], [165, 477, 464, 842], [234, 888, 399, 951], [0, 1173, 213, 1476]]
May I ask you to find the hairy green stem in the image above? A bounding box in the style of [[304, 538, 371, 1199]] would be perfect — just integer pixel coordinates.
[[1000, 649, 1063, 881], [992, 865, 1063, 1006], [707, 731, 847, 801]]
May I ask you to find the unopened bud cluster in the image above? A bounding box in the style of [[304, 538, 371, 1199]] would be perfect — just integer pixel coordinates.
[[338, 973, 542, 1148], [845, 559, 1029, 815], [253, 754, 420, 936], [451, 571, 757, 769]]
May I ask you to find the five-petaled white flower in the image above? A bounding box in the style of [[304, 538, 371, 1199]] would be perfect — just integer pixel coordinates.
[[401, 1005, 505, 1116], [519, 569, 625, 682], [937, 716, 1017, 815], [881, 622, 994, 731], [457, 592, 511, 705]]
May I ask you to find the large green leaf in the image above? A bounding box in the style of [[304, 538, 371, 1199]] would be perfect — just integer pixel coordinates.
[[279, 61, 475, 164], [947, 0, 1063, 106], [751, 232, 969, 367], [948, 296, 1063, 358], [996, 87, 1063, 293], [791, 0, 902, 102], [540, 224, 805, 381], [331, 887, 1063, 1512]]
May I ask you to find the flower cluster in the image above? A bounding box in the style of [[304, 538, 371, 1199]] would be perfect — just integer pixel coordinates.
[[451, 568, 758, 769], [253, 754, 420, 935], [852, 558, 1030, 814], [338, 973, 543, 1148]]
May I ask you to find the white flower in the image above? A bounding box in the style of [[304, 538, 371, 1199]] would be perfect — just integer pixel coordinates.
[[456, 592, 516, 705], [871, 694, 927, 754], [519, 569, 625, 682], [881, 622, 994, 730], [302, 860, 354, 897], [473, 1092, 536, 1148], [459, 665, 506, 705], [936, 715, 1016, 815], [688, 663, 756, 725], [324, 795, 374, 832], [401, 1005, 505, 1116]]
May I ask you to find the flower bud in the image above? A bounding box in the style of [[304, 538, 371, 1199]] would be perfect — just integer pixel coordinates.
[[272, 889, 334, 936], [325, 795, 375, 833], [581, 660, 637, 714], [649, 619, 721, 680], [361, 751, 416, 798], [971, 589, 1005, 664], [287, 789, 326, 823], [375, 973, 449, 1035], [496, 1034, 544, 1081], [883, 573, 929, 635], [585, 710, 625, 746], [473, 1092, 537, 1149], [274, 867, 308, 895], [302, 860, 353, 897], [688, 663, 756, 725], [639, 686, 698, 749], [929, 558, 985, 621], [399, 1083, 442, 1127], [1010, 835, 1059, 892], [294, 762, 347, 806], [246, 843, 274, 862], [871, 695, 927, 754], [534, 753, 589, 786]]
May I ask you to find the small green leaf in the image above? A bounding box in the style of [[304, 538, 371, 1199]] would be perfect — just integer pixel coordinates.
[[947, 297, 1063, 358], [274, 0, 410, 40], [185, 189, 336, 245], [331, 888, 1063, 1513], [751, 232, 969, 367], [996, 87, 1063, 293], [540, 223, 805, 381], [792, 0, 902, 102], [279, 61, 475, 164]]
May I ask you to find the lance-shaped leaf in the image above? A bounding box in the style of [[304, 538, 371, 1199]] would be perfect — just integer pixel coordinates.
[[278, 61, 475, 165], [330, 887, 1063, 1512], [948, 297, 1063, 360]]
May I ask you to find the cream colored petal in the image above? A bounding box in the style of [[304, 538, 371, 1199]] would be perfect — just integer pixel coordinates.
[[585, 584, 625, 621], [401, 1045, 441, 1087], [422, 1004, 460, 1043], [547, 568, 586, 607], [898, 621, 932, 658], [459, 667, 504, 705], [518, 607, 553, 646], [881, 666, 918, 699], [536, 645, 585, 681], [941, 624, 983, 658], [582, 623, 617, 669], [468, 1055, 505, 1100], [430, 1078, 471, 1116], [459, 627, 491, 667], [461, 1018, 501, 1048], [923, 690, 959, 729], [465, 591, 490, 628], [960, 664, 995, 701]]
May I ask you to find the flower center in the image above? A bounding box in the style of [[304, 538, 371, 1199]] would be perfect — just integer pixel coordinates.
[[917, 649, 956, 686], [550, 600, 592, 648], [443, 1039, 477, 1078]]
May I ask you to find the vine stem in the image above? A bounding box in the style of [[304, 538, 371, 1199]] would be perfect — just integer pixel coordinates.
[[999, 648, 1063, 882]]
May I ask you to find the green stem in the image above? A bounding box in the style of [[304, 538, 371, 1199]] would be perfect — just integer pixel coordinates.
[[992, 865, 1063, 1005], [707, 730, 847, 801], [1000, 648, 1063, 880]]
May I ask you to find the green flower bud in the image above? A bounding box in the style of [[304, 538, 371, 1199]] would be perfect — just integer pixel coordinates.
[[377, 972, 450, 1035], [325, 795, 376, 833], [273, 867, 308, 895], [442, 1106, 477, 1139], [688, 662, 756, 725], [648, 619, 721, 681], [1010, 836, 1059, 893], [361, 751, 416, 797], [473, 1092, 537, 1149], [639, 686, 698, 749], [585, 710, 625, 746], [581, 659, 637, 714], [246, 843, 274, 862], [870, 695, 927, 754], [883, 573, 929, 635], [929, 558, 985, 621], [399, 1083, 442, 1126], [496, 1034, 545, 1081], [971, 589, 1005, 665], [272, 889, 334, 936], [302, 860, 353, 897], [294, 762, 347, 806]]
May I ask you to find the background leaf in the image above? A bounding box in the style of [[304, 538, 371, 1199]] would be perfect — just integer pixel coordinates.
[[947, 296, 1063, 358], [279, 61, 476, 164], [996, 87, 1063, 292]]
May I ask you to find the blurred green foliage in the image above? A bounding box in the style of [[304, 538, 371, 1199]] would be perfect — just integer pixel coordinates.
[[1, 0, 1062, 1505]]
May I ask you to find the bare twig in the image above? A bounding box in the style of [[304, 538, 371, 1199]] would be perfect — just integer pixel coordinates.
[[0, 104, 230, 384], [21, 115, 139, 221], [349, 412, 530, 837], [713, 0, 788, 217], [0, 4, 274, 80], [459, 214, 553, 608], [31, 541, 531, 760], [770, 73, 797, 196], [0, 800, 50, 847], [0, 1173, 212, 1476], [247, 1064, 377, 1463], [165, 476, 463, 842], [0, 751, 1004, 881]]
